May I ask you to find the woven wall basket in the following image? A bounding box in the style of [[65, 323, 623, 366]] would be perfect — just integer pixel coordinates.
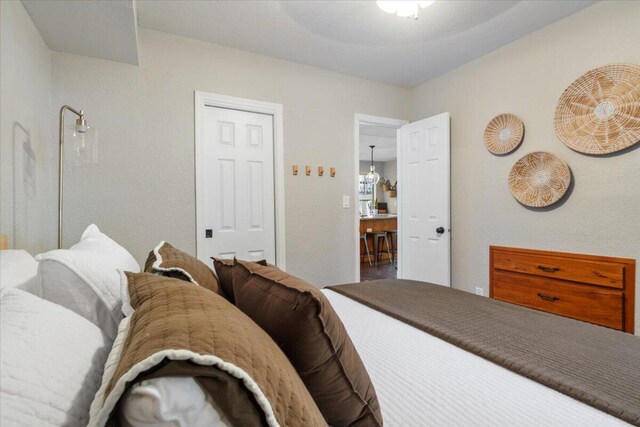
[[554, 63, 640, 154], [484, 113, 524, 154], [509, 152, 571, 208]]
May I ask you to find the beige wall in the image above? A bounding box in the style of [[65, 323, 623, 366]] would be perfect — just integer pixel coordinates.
[[411, 1, 640, 333], [52, 29, 410, 285], [5, 1, 639, 332], [0, 0, 54, 253], [380, 160, 397, 214]]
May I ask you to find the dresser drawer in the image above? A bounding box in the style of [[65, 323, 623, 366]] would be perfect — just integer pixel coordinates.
[[493, 250, 624, 289], [492, 271, 624, 330]]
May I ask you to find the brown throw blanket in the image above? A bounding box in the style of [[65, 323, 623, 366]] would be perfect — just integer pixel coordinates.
[[326, 280, 640, 426], [89, 273, 326, 427]]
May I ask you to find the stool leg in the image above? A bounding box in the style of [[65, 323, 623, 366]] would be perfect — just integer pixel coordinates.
[[363, 237, 372, 266], [393, 234, 397, 265], [384, 234, 391, 264]]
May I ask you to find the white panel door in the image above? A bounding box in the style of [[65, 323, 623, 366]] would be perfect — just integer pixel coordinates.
[[398, 113, 450, 286], [197, 106, 275, 264]]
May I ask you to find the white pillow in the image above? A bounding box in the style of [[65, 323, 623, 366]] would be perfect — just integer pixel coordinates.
[[0, 287, 110, 427], [36, 224, 140, 339], [0, 249, 41, 296], [119, 377, 231, 427]]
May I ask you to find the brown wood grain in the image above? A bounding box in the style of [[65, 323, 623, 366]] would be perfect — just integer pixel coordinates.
[[493, 250, 624, 289], [493, 270, 623, 330], [490, 246, 635, 334]]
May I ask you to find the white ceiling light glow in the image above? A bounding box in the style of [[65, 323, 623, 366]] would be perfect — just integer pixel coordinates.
[[377, 1, 435, 19]]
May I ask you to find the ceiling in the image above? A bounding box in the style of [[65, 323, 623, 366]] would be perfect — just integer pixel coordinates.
[[360, 125, 398, 162], [21, 1, 595, 87], [22, 0, 139, 65], [135, 0, 595, 87]]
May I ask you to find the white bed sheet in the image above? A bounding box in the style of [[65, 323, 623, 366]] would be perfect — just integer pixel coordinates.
[[322, 289, 630, 427]]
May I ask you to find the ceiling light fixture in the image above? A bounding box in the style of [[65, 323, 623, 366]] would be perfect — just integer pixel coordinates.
[[377, 1, 435, 19]]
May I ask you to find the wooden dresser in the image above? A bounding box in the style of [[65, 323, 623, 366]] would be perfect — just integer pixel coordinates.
[[490, 246, 635, 333]]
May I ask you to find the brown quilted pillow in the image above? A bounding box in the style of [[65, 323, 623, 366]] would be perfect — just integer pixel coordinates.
[[233, 261, 383, 427], [212, 257, 268, 303], [145, 241, 221, 295], [89, 272, 327, 427]]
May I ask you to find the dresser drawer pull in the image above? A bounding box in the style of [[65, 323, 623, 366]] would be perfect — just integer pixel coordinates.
[[537, 265, 560, 273], [537, 293, 560, 302]]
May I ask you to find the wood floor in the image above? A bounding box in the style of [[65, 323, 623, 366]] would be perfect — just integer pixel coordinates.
[[360, 261, 397, 281]]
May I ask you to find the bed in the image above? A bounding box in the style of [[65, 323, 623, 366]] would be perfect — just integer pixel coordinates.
[[324, 289, 631, 427], [1, 227, 639, 427]]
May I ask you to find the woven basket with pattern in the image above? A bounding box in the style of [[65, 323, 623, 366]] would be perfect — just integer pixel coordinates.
[[554, 64, 640, 154], [484, 113, 524, 155], [508, 152, 571, 208]]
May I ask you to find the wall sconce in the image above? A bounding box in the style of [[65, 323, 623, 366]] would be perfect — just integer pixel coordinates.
[[330, 167, 336, 177], [292, 165, 299, 176], [58, 105, 97, 248], [318, 166, 324, 176], [305, 165, 311, 176]]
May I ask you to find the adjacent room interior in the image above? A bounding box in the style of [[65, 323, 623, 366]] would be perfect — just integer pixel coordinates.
[[358, 120, 401, 281], [1, 1, 639, 426]]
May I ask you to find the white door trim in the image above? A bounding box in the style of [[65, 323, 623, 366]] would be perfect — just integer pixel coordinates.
[[353, 114, 408, 282], [195, 91, 286, 269]]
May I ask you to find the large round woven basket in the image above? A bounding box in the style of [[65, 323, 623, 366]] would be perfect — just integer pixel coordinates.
[[484, 113, 524, 154], [554, 63, 640, 154], [508, 152, 571, 208]]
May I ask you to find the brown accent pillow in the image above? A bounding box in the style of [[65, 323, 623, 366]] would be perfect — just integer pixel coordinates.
[[90, 272, 326, 427], [233, 261, 383, 427], [145, 241, 221, 295], [212, 257, 268, 303]]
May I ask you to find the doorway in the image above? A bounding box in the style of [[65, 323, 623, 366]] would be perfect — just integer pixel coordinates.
[[195, 91, 286, 269], [354, 114, 407, 282], [354, 112, 451, 286]]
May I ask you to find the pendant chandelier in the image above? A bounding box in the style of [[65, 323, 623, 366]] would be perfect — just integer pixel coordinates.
[[366, 145, 380, 185]]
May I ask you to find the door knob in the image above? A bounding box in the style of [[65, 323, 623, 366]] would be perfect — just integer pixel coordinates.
[[436, 227, 445, 234]]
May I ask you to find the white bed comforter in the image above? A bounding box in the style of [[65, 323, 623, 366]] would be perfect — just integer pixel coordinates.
[[322, 289, 629, 427], [119, 289, 630, 427]]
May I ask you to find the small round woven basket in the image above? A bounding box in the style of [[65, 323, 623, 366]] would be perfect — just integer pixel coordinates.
[[554, 63, 640, 154], [508, 152, 571, 208], [484, 113, 524, 155]]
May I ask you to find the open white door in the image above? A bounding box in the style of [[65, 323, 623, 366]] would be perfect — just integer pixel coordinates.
[[398, 113, 450, 286]]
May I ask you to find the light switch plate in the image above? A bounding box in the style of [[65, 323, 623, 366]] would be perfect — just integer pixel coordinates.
[[342, 195, 350, 208]]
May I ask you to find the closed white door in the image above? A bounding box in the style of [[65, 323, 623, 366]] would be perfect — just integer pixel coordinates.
[[196, 106, 276, 264], [398, 113, 450, 286]]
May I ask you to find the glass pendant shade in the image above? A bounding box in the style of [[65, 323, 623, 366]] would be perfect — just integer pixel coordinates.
[[366, 166, 380, 185], [66, 121, 98, 165], [366, 145, 380, 185]]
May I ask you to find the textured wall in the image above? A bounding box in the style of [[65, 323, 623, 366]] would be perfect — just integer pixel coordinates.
[[411, 1, 640, 333], [51, 29, 410, 286], [0, 0, 54, 253], [380, 160, 397, 214]]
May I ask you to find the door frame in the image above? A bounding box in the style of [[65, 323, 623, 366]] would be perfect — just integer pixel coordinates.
[[353, 114, 408, 282], [194, 91, 286, 269]]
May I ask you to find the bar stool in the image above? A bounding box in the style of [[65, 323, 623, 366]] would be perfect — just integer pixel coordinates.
[[385, 230, 398, 266], [373, 232, 392, 265], [360, 234, 372, 266]]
